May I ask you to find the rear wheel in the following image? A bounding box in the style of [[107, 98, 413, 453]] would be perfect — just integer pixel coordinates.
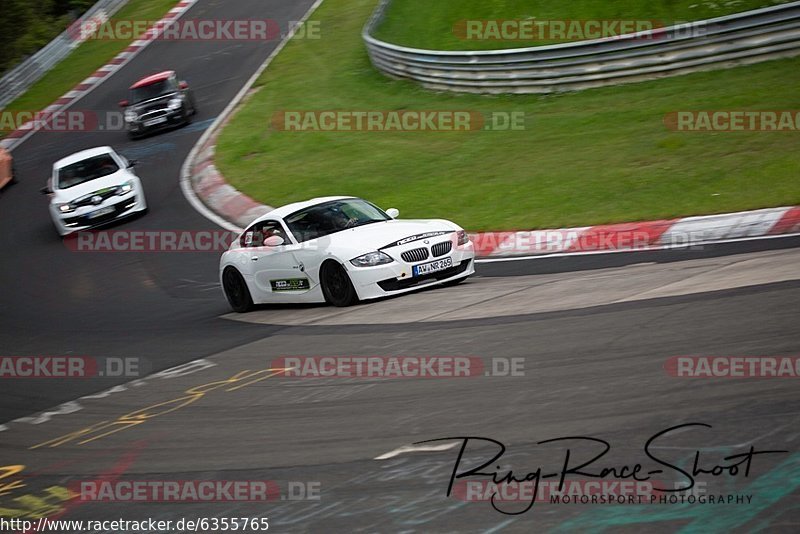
[[222, 267, 253, 313], [320, 261, 358, 307]]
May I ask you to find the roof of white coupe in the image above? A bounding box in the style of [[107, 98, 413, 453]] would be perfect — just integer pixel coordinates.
[[53, 146, 116, 169], [257, 196, 357, 222]]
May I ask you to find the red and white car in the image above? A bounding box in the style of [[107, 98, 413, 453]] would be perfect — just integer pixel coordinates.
[[119, 70, 197, 138]]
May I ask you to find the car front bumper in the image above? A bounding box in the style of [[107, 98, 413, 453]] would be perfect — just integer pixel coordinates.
[[126, 109, 186, 135], [348, 241, 476, 301], [50, 190, 147, 236]]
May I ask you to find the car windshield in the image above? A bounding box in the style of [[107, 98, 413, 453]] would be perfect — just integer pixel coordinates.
[[285, 199, 391, 242], [131, 79, 176, 104], [57, 154, 120, 189]]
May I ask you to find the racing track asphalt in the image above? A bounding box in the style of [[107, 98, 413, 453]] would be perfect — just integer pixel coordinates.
[[0, 0, 798, 423], [0, 0, 799, 530], [0, 0, 320, 422]]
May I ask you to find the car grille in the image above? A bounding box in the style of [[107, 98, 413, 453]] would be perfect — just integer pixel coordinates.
[[140, 109, 169, 121], [401, 247, 429, 263], [73, 188, 119, 208], [431, 241, 452, 257]]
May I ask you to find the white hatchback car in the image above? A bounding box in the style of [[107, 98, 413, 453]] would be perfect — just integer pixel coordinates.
[[42, 146, 147, 236], [220, 196, 475, 311]]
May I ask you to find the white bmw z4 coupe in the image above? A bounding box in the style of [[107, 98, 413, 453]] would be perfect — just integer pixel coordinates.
[[42, 146, 147, 236], [219, 196, 475, 311]]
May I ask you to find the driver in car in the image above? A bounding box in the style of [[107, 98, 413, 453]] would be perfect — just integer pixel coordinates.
[[333, 208, 358, 229]]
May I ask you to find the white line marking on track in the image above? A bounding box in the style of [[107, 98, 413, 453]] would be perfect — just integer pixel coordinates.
[[374, 441, 460, 460]]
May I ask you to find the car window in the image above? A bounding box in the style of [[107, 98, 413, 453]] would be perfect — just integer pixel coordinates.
[[241, 220, 288, 248], [285, 199, 390, 243], [131, 78, 178, 103], [57, 154, 120, 189]]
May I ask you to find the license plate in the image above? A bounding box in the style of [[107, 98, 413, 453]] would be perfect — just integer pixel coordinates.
[[88, 206, 115, 219], [144, 117, 167, 127], [412, 257, 453, 277]]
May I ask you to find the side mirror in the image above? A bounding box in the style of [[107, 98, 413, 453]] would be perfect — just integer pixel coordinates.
[[127, 159, 137, 168], [179, 81, 189, 90], [386, 208, 399, 219], [40, 186, 52, 195], [118, 99, 129, 108], [264, 235, 285, 247]]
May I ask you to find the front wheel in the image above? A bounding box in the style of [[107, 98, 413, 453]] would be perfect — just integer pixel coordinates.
[[320, 261, 358, 307], [222, 267, 254, 313]]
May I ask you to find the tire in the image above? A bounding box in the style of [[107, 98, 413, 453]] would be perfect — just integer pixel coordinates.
[[222, 267, 254, 313], [320, 261, 358, 307]]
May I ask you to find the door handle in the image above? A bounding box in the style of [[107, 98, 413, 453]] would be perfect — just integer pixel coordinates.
[[251, 257, 259, 261]]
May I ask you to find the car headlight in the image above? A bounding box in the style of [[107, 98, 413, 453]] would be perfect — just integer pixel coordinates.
[[57, 202, 75, 213], [124, 110, 138, 122], [117, 180, 134, 195], [168, 97, 182, 111], [457, 230, 469, 245], [350, 251, 393, 267]]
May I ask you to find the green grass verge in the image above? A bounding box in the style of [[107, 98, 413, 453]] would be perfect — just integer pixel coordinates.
[[373, 0, 792, 50], [216, 0, 800, 231], [1, 0, 179, 131]]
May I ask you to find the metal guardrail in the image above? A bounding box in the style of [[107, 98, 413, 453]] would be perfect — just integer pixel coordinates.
[[0, 0, 129, 109], [363, 0, 800, 94]]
